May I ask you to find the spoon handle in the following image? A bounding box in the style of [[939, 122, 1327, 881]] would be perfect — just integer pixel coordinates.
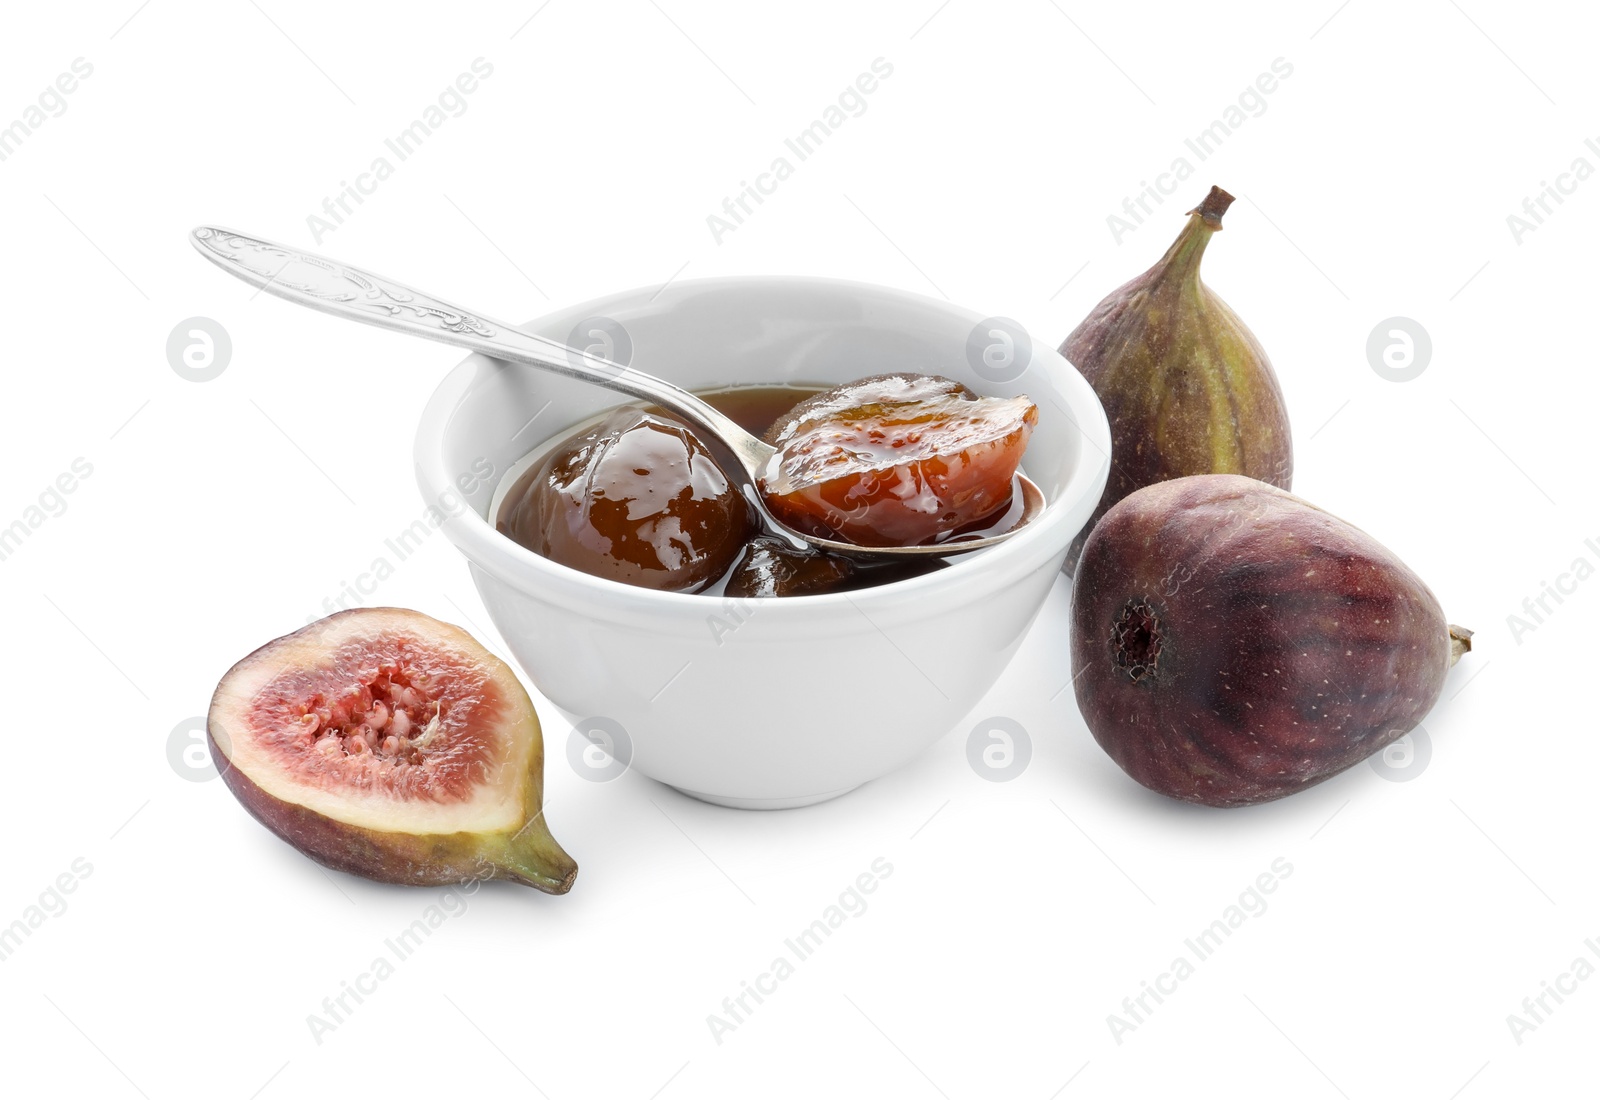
[[188, 227, 775, 475]]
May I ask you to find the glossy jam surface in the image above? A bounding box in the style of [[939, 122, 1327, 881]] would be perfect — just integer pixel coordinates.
[[498, 407, 755, 593], [761, 374, 1039, 547], [497, 382, 1024, 597], [726, 536, 948, 598]]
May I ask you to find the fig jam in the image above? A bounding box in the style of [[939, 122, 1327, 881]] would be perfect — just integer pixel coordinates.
[[497, 384, 1005, 597], [762, 374, 1038, 548], [497, 407, 755, 593]]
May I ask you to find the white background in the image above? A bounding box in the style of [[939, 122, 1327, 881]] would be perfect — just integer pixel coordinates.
[[1, 1, 1593, 1096]]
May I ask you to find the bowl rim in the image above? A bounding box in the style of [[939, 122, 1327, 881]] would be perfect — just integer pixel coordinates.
[[414, 273, 1110, 614]]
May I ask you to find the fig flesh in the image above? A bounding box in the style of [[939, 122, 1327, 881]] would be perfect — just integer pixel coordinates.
[[1070, 475, 1470, 808], [208, 608, 576, 893], [761, 374, 1038, 548], [499, 408, 755, 593], [1061, 186, 1292, 571]]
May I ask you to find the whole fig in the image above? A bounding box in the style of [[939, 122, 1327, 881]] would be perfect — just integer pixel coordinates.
[[1070, 475, 1470, 808], [1061, 185, 1292, 572]]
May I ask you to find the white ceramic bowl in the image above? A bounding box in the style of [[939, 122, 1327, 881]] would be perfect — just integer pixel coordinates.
[[414, 277, 1109, 808]]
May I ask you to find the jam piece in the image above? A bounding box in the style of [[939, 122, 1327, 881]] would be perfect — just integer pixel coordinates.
[[725, 537, 948, 598], [760, 374, 1038, 548], [726, 537, 854, 598], [499, 408, 754, 593]]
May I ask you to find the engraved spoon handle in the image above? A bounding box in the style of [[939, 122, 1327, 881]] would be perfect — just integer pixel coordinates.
[[187, 227, 776, 477]]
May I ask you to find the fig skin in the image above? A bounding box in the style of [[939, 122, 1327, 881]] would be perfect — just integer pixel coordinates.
[[210, 730, 576, 893], [208, 608, 577, 894], [1061, 186, 1292, 572], [1070, 475, 1470, 808]]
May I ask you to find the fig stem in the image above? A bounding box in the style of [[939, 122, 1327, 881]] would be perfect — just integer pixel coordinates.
[[1448, 624, 1473, 668], [1189, 185, 1236, 229], [1159, 186, 1237, 284], [487, 817, 580, 894]]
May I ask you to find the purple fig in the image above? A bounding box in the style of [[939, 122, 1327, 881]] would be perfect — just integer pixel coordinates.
[[208, 608, 576, 893], [1070, 475, 1470, 808], [1061, 185, 1292, 572]]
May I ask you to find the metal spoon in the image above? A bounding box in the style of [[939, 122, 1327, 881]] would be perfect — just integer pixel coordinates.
[[189, 227, 1043, 558]]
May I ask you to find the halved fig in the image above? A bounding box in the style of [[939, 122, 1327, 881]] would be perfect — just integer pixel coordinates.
[[760, 374, 1038, 547], [208, 608, 576, 894]]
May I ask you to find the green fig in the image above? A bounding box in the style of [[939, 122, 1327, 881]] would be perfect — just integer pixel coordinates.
[[1060, 185, 1292, 572]]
